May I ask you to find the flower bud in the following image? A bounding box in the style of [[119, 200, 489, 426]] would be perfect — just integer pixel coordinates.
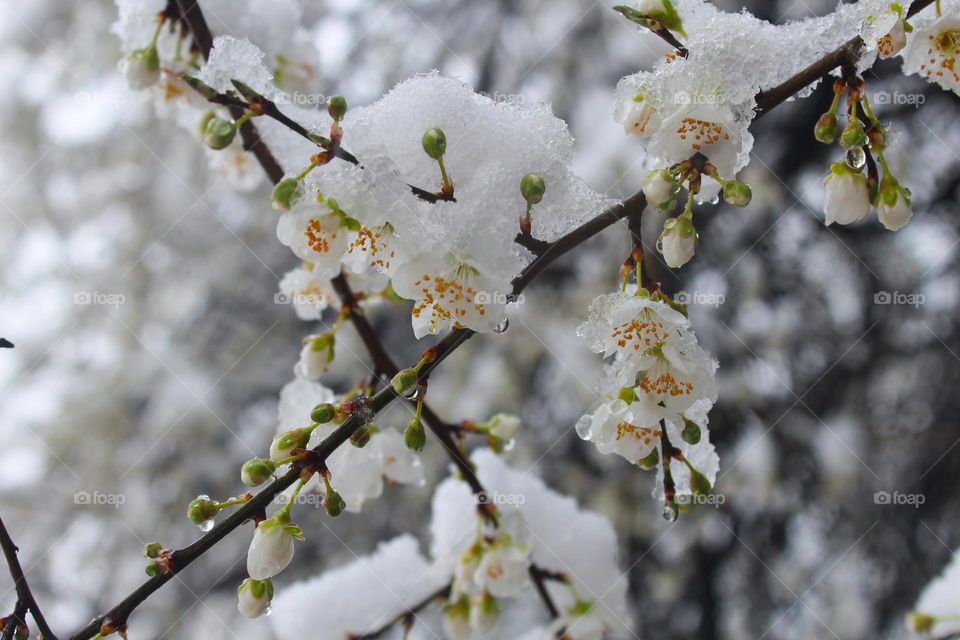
[[271, 178, 301, 210], [326, 95, 347, 122], [144, 558, 162, 577], [241, 458, 277, 487], [681, 419, 701, 445], [310, 402, 336, 423], [404, 416, 427, 452], [814, 112, 839, 144], [618, 387, 637, 404], [270, 427, 312, 461], [237, 577, 274, 618], [840, 117, 867, 149], [421, 127, 447, 160], [487, 413, 520, 441], [143, 542, 164, 558], [657, 216, 696, 269], [350, 424, 375, 448], [391, 367, 420, 396], [124, 46, 160, 90], [442, 596, 472, 640], [520, 173, 546, 205], [689, 467, 712, 496], [905, 612, 935, 633], [876, 178, 912, 231], [470, 592, 500, 632], [637, 448, 659, 470], [722, 180, 752, 207], [202, 116, 237, 150], [642, 168, 680, 211], [323, 485, 346, 517], [187, 496, 219, 525]]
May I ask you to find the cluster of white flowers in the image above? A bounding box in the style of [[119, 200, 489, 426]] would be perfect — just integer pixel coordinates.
[[270, 451, 629, 639], [576, 291, 719, 507]]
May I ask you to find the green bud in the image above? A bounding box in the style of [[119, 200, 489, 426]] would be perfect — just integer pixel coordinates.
[[618, 387, 637, 404], [271, 427, 311, 461], [271, 177, 301, 210], [421, 127, 447, 160], [187, 496, 219, 525], [391, 367, 420, 396], [906, 612, 935, 633], [814, 112, 839, 144], [681, 419, 701, 445], [202, 116, 237, 150], [840, 117, 867, 149], [350, 424, 374, 448], [241, 458, 277, 487], [323, 486, 346, 517], [404, 416, 427, 452], [197, 111, 215, 138], [143, 542, 164, 558], [675, 216, 696, 238], [637, 448, 660, 470], [311, 402, 336, 423], [326, 95, 347, 122], [145, 558, 162, 577], [722, 180, 752, 207], [519, 173, 546, 205], [689, 468, 712, 496]]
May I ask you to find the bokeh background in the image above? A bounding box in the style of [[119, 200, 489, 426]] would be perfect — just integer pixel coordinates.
[[1, 0, 959, 638]]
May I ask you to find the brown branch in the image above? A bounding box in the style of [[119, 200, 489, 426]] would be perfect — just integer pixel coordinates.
[[348, 584, 452, 640], [0, 516, 57, 640]]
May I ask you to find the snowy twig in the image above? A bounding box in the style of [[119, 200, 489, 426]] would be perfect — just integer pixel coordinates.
[[0, 516, 57, 640], [754, 0, 936, 119]]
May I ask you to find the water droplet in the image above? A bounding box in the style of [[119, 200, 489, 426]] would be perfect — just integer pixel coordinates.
[[199, 518, 214, 532], [656, 239, 664, 253], [501, 438, 516, 452], [661, 503, 678, 522], [403, 386, 419, 400], [493, 318, 510, 334], [845, 147, 866, 169], [264, 605, 272, 617]]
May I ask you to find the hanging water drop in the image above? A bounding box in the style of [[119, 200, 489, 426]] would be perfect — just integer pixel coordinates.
[[264, 605, 273, 617], [199, 518, 214, 532], [493, 318, 510, 334], [403, 386, 419, 400], [661, 502, 678, 522], [845, 146, 866, 169]]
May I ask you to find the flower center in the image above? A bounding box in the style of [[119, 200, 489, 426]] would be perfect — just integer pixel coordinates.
[[675, 117, 731, 151], [615, 422, 661, 445], [304, 218, 338, 254]]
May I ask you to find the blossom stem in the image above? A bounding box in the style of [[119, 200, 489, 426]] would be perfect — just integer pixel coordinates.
[[149, 15, 165, 48], [215, 495, 252, 509], [437, 157, 453, 196], [278, 477, 309, 519]]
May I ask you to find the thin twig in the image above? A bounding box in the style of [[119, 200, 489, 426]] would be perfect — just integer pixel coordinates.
[[348, 584, 452, 640], [0, 516, 57, 640]]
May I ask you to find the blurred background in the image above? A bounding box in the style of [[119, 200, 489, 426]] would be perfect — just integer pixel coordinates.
[[1, 0, 959, 638]]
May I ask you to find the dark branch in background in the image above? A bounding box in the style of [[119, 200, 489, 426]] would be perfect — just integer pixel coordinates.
[[60, 0, 939, 636], [349, 585, 452, 640], [0, 516, 57, 640], [0, 340, 12, 349]]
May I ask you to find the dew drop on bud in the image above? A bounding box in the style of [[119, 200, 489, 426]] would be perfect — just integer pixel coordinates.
[[501, 438, 516, 452], [200, 518, 214, 532], [661, 503, 678, 522], [264, 605, 273, 617], [493, 318, 510, 334], [403, 386, 419, 400], [845, 147, 866, 169]]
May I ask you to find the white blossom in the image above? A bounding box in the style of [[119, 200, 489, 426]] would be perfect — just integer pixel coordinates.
[[474, 540, 530, 598], [909, 547, 960, 637], [902, 15, 960, 95], [247, 516, 301, 580], [823, 163, 870, 226], [278, 267, 337, 321], [237, 578, 273, 618], [575, 397, 663, 464], [877, 183, 913, 231], [487, 413, 521, 441]]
